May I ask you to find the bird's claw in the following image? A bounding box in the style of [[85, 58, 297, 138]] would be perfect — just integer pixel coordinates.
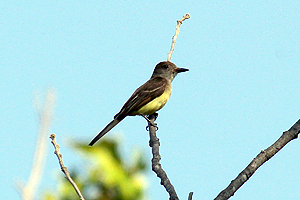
[[146, 122, 158, 131]]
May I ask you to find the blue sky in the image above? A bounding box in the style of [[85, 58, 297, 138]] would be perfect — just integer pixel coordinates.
[[1, 1, 300, 199]]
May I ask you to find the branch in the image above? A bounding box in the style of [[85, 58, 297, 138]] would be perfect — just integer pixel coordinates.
[[214, 119, 300, 200], [147, 113, 179, 200], [19, 89, 56, 200], [49, 134, 85, 200], [188, 192, 194, 200], [167, 14, 190, 61]]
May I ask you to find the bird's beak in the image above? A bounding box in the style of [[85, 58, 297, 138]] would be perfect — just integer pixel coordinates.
[[176, 67, 189, 73]]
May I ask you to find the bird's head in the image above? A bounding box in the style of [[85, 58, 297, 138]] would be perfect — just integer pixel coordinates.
[[151, 61, 189, 81]]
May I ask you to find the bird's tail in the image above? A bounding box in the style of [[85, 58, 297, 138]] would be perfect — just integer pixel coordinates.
[[89, 118, 122, 146]]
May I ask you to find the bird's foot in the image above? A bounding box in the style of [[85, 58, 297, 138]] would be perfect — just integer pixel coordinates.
[[146, 123, 158, 131], [142, 114, 158, 131]]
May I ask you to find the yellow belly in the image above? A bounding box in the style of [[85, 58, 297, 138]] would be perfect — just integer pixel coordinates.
[[135, 85, 172, 115]]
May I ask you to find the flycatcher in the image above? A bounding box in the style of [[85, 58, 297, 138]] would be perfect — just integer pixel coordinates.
[[89, 61, 188, 146]]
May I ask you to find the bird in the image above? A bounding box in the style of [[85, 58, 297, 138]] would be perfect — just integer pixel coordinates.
[[89, 61, 188, 146]]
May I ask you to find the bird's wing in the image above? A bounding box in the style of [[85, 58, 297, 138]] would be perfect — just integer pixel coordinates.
[[114, 77, 167, 119]]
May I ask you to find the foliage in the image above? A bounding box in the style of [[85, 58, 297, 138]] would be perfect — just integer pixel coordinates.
[[44, 138, 147, 200]]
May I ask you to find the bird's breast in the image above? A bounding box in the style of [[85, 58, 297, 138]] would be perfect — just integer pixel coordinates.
[[136, 85, 172, 115]]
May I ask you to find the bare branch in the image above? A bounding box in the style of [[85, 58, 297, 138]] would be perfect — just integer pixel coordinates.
[[49, 133, 85, 200], [20, 89, 56, 200], [188, 192, 193, 200], [167, 14, 190, 61], [147, 113, 179, 200], [214, 119, 300, 200]]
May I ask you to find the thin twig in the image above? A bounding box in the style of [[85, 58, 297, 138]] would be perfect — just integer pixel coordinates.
[[19, 90, 56, 200], [49, 134, 85, 200], [188, 192, 193, 200], [214, 119, 300, 200], [167, 14, 190, 61], [147, 113, 179, 200]]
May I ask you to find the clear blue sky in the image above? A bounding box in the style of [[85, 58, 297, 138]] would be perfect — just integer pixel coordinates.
[[1, 1, 300, 199]]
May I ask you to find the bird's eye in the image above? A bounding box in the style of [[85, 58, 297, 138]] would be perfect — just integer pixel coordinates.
[[162, 64, 168, 69]]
